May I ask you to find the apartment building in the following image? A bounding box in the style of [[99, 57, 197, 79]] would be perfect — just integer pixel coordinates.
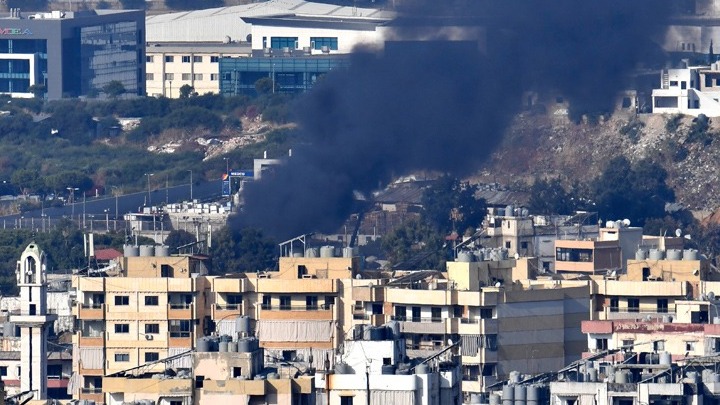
[[145, 42, 251, 98], [652, 61, 720, 117]]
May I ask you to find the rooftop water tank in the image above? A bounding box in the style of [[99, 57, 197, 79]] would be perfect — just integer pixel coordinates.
[[305, 248, 319, 258], [218, 341, 229, 353], [659, 352, 671, 365], [635, 249, 647, 260], [514, 385, 526, 405], [196, 338, 210, 352], [381, 364, 396, 375], [615, 370, 627, 384], [228, 341, 238, 352], [526, 386, 539, 405], [237, 338, 252, 353], [667, 249, 682, 260], [320, 246, 335, 258], [236, 316, 251, 333], [502, 385, 514, 405], [505, 205, 514, 217], [123, 244, 139, 257], [457, 251, 475, 263], [489, 393, 501, 405], [139, 245, 155, 257], [415, 364, 429, 374], [648, 249, 664, 260], [155, 245, 170, 257], [335, 362, 351, 374], [684, 249, 699, 261]]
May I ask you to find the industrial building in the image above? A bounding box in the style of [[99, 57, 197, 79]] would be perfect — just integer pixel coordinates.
[[0, 8, 145, 99]]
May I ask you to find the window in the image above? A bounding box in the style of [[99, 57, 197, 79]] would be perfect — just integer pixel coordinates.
[[431, 307, 442, 322], [556, 248, 593, 262], [145, 73, 154, 81], [372, 302, 383, 315], [657, 299, 669, 313], [622, 339, 634, 348], [628, 298, 640, 313], [193, 55, 203, 63], [311, 37, 338, 51], [686, 341, 697, 352], [233, 367, 242, 378], [610, 297, 619, 312], [262, 295, 271, 310], [306, 295, 318, 310], [0, 366, 7, 376], [324, 296, 334, 309], [226, 294, 242, 307], [669, 81, 678, 87], [681, 81, 687, 90], [706, 76, 714, 88], [480, 308, 493, 319], [195, 376, 204, 388], [146, 55, 154, 63], [270, 36, 298, 49], [654, 340, 665, 351], [211, 56, 219, 63], [339, 396, 354, 405], [193, 74, 203, 80], [145, 352, 159, 362], [210, 73, 219, 81], [505, 241, 511, 249], [114, 296, 129, 306], [164, 73, 174, 80], [165, 55, 174, 63], [395, 306, 406, 321], [115, 323, 129, 333], [145, 296, 158, 306], [114, 353, 129, 362], [280, 296, 291, 310], [182, 73, 191, 80], [596, 338, 608, 350], [182, 55, 191, 63], [520, 241, 528, 250], [169, 320, 192, 337], [145, 323, 159, 334]]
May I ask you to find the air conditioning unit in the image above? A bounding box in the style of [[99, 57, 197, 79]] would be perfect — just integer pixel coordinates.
[[145, 334, 153, 340]]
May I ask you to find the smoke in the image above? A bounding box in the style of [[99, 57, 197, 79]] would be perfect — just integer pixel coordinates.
[[236, 0, 671, 240]]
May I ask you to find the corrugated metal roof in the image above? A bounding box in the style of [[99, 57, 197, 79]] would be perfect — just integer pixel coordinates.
[[146, 0, 393, 42]]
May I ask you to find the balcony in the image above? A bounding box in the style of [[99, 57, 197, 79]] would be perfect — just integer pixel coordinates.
[[352, 285, 384, 302], [213, 278, 248, 293], [80, 388, 104, 403], [599, 308, 675, 321], [104, 377, 192, 395], [462, 348, 498, 364], [78, 333, 105, 347], [260, 305, 333, 321], [78, 303, 105, 319], [385, 288, 453, 306], [168, 303, 193, 319], [456, 290, 499, 306], [213, 304, 243, 319], [392, 316, 451, 334], [458, 318, 498, 335], [257, 278, 338, 294], [168, 332, 193, 348], [352, 313, 386, 326]]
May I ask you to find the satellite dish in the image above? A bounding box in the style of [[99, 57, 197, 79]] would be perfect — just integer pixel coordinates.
[[623, 219, 631, 227], [514, 253, 520, 260], [709, 291, 716, 301], [675, 228, 682, 237]]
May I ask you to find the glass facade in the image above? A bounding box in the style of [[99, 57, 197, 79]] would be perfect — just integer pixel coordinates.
[[219, 56, 348, 96], [0, 39, 47, 93], [78, 21, 140, 95], [270, 37, 298, 49], [311, 37, 338, 51]]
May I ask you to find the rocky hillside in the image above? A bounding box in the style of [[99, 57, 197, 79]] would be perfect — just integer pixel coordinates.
[[481, 108, 720, 212]]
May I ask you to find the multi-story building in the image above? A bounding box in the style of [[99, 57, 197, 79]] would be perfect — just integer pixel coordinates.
[[652, 61, 720, 117], [0, 8, 145, 99], [145, 42, 251, 97]]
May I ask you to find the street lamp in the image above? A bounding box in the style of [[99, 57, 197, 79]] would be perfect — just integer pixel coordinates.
[[67, 187, 79, 219], [104, 209, 109, 232], [187, 170, 193, 201], [110, 186, 120, 221], [145, 173, 154, 206]]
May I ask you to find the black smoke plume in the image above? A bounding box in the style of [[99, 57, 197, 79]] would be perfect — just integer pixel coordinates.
[[236, 0, 672, 240]]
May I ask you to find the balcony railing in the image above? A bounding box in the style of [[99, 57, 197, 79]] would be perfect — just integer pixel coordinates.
[[81, 388, 103, 394], [607, 307, 668, 314], [80, 331, 105, 338], [169, 331, 191, 338], [215, 304, 241, 310], [460, 317, 494, 324], [169, 303, 192, 309], [391, 316, 444, 323], [81, 303, 104, 309], [261, 305, 332, 311]]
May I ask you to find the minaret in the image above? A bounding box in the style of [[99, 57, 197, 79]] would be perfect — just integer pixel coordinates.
[[11, 243, 55, 400]]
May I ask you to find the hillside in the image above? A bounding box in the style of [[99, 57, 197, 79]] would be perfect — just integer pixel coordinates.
[[481, 109, 720, 213]]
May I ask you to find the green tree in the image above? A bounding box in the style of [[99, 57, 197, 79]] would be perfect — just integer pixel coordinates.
[[209, 226, 276, 274], [381, 218, 445, 270], [11, 169, 44, 197], [421, 176, 486, 235], [528, 178, 575, 215], [27, 84, 46, 99], [102, 80, 126, 99], [255, 77, 276, 95], [179, 84, 195, 99], [164, 230, 196, 253]]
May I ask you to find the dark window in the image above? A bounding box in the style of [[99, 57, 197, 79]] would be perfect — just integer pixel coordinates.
[[262, 295, 271, 310], [145, 296, 158, 306], [195, 376, 204, 388], [193, 55, 202, 63], [311, 37, 338, 51], [505, 241, 511, 249], [411, 306, 421, 322], [270, 37, 298, 49], [169, 320, 192, 337], [453, 305, 463, 318], [324, 296, 334, 309], [114, 295, 129, 306], [431, 307, 442, 322], [610, 297, 619, 312], [282, 350, 296, 361], [145, 352, 159, 362], [628, 298, 640, 313], [394, 306, 406, 321], [706, 76, 713, 88], [340, 396, 354, 405], [210, 56, 219, 63], [480, 308, 493, 319], [165, 55, 174, 63], [115, 324, 129, 333], [556, 248, 593, 262], [226, 294, 242, 306], [280, 296, 291, 310], [146, 55, 154, 63], [657, 299, 669, 313], [681, 81, 687, 90], [182, 55, 191, 63], [596, 338, 608, 350], [145, 324, 159, 334], [233, 367, 242, 378], [306, 295, 318, 310], [520, 241, 528, 250], [114, 353, 129, 362], [0, 366, 7, 376]]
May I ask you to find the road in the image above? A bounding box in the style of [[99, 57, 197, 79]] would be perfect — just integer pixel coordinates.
[[0, 180, 223, 221]]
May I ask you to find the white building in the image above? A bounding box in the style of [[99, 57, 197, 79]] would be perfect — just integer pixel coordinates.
[[316, 328, 462, 405], [652, 62, 720, 117]]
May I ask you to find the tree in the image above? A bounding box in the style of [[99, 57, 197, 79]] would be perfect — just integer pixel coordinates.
[[119, 0, 146, 9], [528, 178, 575, 215], [27, 84, 46, 99], [421, 176, 486, 235], [179, 84, 195, 99], [164, 230, 196, 253], [209, 226, 276, 274], [590, 157, 675, 226], [255, 77, 276, 95], [381, 218, 446, 270], [102, 81, 126, 99], [11, 169, 44, 197]]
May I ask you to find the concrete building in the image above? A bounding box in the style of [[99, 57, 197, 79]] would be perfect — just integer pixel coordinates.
[[145, 41, 251, 97], [0, 8, 145, 99], [554, 223, 644, 275], [10, 243, 56, 401], [651, 62, 720, 117]]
